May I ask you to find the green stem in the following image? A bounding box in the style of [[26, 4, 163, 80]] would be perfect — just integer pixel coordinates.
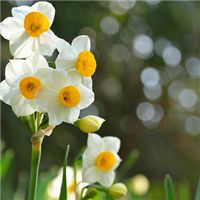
[[36, 112, 43, 132], [27, 135, 43, 200], [28, 113, 36, 134]]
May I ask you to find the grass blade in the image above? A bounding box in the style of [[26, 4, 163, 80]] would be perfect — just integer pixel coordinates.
[[118, 149, 140, 180], [0, 149, 14, 180], [164, 174, 176, 200], [59, 145, 70, 200], [195, 178, 200, 200]]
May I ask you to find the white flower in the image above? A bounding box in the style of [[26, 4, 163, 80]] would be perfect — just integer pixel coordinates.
[[0, 1, 59, 58], [82, 133, 121, 187], [0, 54, 50, 117], [46, 166, 86, 200], [36, 69, 94, 126], [55, 35, 97, 89]]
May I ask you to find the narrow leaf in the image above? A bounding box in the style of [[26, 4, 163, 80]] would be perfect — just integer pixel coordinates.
[[164, 174, 176, 200], [0, 149, 14, 180], [118, 149, 140, 180], [59, 145, 70, 200], [195, 178, 200, 200]]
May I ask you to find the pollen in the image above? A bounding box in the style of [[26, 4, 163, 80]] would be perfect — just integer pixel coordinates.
[[58, 85, 80, 107], [76, 51, 96, 77], [96, 151, 116, 172], [19, 76, 42, 99], [24, 12, 49, 37]]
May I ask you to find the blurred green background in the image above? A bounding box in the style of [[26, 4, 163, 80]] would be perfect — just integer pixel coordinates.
[[1, 0, 200, 200]]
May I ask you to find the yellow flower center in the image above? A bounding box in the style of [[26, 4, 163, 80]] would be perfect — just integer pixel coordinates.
[[24, 11, 49, 37], [67, 182, 75, 194], [58, 85, 80, 107], [96, 151, 116, 172], [19, 76, 42, 99], [76, 51, 97, 77]]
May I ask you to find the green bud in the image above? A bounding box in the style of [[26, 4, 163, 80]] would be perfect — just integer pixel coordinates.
[[74, 115, 105, 133], [109, 183, 127, 198]]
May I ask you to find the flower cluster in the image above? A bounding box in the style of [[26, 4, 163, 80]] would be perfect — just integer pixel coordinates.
[[0, 1, 127, 199], [0, 1, 95, 126]]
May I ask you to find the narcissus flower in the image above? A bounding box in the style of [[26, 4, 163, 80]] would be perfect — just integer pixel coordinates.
[[0, 54, 50, 116], [0, 1, 58, 58], [75, 115, 105, 133], [36, 69, 94, 126], [82, 133, 121, 187], [56, 35, 97, 89]]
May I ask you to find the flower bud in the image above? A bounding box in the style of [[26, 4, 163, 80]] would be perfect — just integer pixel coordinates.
[[74, 115, 105, 133], [108, 183, 127, 198]]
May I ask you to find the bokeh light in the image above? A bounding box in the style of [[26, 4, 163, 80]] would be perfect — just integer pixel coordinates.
[[129, 174, 150, 196], [100, 16, 120, 36], [162, 45, 182, 67], [133, 34, 154, 59]]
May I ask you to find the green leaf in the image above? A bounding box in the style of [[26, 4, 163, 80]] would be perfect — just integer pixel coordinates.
[[118, 149, 140, 180], [48, 61, 56, 69], [195, 178, 200, 200], [164, 174, 177, 200], [0, 149, 14, 180], [59, 145, 70, 200], [39, 114, 49, 130]]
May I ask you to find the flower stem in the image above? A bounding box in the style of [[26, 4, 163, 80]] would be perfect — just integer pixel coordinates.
[[27, 135, 43, 200]]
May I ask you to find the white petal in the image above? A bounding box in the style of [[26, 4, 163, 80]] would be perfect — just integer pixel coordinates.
[[112, 154, 121, 170], [72, 35, 91, 54], [0, 80, 12, 105], [27, 54, 49, 72], [36, 68, 53, 82], [0, 17, 23, 40], [82, 166, 100, 184], [102, 136, 121, 153], [56, 39, 77, 70], [98, 171, 115, 187], [35, 89, 57, 112], [46, 69, 68, 90], [82, 149, 97, 168], [50, 105, 80, 125], [11, 6, 32, 21], [63, 107, 80, 124], [12, 95, 35, 116], [57, 38, 74, 56], [5, 59, 32, 85], [37, 30, 59, 56], [47, 105, 64, 126], [55, 58, 76, 71], [87, 133, 103, 150], [78, 84, 94, 109], [66, 69, 81, 85], [82, 77, 93, 89], [32, 1, 55, 26], [48, 113, 63, 126], [10, 32, 35, 58]]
